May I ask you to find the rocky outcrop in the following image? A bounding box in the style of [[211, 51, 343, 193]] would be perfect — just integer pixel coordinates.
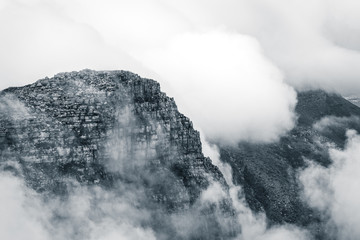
[[0, 70, 237, 239]]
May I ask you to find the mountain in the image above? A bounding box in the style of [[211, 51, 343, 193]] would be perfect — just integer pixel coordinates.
[[1, 70, 360, 240], [219, 90, 360, 239], [0, 70, 238, 239], [345, 95, 360, 107]]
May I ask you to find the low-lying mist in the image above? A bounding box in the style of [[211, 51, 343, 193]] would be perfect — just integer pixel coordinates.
[[300, 126, 360, 239], [202, 136, 311, 240]]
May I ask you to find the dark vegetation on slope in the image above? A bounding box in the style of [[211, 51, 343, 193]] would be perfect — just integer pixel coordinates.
[[220, 90, 360, 239]]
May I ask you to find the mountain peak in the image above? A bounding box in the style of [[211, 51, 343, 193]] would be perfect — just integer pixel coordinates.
[[296, 90, 360, 126]]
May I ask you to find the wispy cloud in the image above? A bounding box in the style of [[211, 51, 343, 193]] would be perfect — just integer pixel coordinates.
[[202, 135, 311, 240], [300, 129, 360, 239]]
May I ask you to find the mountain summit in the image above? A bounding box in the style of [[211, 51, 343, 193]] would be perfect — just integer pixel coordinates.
[[0, 70, 237, 239]]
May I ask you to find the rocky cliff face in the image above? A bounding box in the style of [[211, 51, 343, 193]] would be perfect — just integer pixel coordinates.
[[0, 70, 237, 239]]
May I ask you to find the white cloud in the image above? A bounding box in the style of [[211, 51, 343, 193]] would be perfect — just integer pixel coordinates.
[[0, 173, 50, 240], [164, 0, 360, 94], [0, 0, 147, 90], [313, 116, 360, 133], [2, 0, 360, 94], [0, 173, 157, 240], [200, 181, 227, 204], [140, 31, 297, 144], [300, 130, 360, 239]]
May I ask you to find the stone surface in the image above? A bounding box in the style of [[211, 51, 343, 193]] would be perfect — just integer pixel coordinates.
[[0, 70, 237, 239]]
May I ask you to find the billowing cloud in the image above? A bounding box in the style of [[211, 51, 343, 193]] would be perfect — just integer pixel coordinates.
[[313, 116, 360, 132], [0, 173, 49, 240], [140, 31, 297, 144], [164, 0, 360, 94], [1, 0, 360, 94], [0, 172, 157, 240], [300, 129, 360, 239], [0, 0, 147, 90]]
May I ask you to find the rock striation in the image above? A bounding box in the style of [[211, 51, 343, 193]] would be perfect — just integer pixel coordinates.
[[0, 70, 236, 239]]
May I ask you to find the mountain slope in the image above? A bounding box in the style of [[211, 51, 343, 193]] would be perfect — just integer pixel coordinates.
[[220, 90, 360, 239], [0, 70, 237, 239], [345, 95, 360, 107]]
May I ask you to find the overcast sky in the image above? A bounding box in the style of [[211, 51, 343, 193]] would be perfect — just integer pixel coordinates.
[[1, 0, 360, 143], [1, 0, 360, 93]]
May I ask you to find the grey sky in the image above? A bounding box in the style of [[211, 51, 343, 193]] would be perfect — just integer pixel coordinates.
[[1, 0, 360, 93]]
